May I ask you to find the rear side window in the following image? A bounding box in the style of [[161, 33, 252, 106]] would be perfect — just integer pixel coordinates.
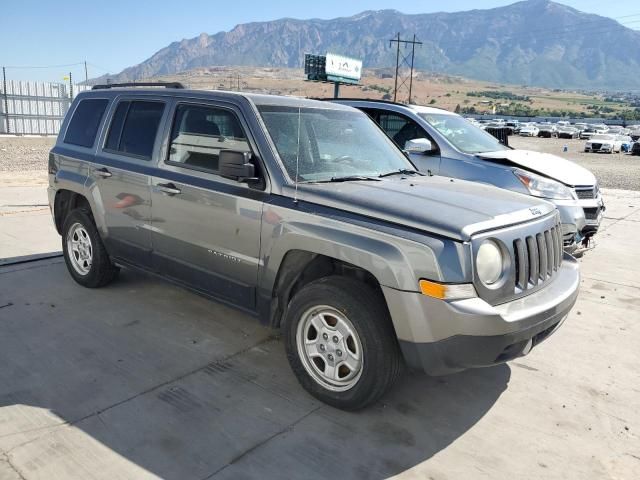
[[166, 104, 250, 173], [104, 101, 165, 160], [64, 99, 109, 148]]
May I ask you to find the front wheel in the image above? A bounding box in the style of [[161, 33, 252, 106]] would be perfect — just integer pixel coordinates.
[[284, 276, 403, 410], [62, 208, 119, 288]]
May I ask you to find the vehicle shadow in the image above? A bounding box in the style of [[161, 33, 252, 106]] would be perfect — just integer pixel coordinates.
[[0, 261, 510, 479], [213, 363, 511, 480]]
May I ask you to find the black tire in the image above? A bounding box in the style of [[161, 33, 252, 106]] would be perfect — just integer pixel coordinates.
[[62, 208, 119, 288], [283, 276, 403, 410]]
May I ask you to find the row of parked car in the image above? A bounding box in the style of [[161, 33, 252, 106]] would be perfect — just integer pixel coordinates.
[[48, 84, 598, 409], [470, 118, 640, 155]]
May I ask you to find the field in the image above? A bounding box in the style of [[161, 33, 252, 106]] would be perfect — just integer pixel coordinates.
[[147, 66, 637, 117]]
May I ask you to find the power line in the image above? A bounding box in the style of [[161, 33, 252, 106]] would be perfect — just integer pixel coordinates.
[[612, 12, 640, 19], [3, 62, 85, 69], [86, 62, 115, 73]]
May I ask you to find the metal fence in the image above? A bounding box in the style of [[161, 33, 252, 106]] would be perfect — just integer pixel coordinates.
[[0, 80, 91, 135]]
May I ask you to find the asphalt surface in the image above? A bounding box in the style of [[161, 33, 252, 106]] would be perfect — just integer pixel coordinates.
[[0, 188, 639, 479]]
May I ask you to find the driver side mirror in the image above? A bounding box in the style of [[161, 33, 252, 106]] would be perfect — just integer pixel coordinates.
[[404, 138, 435, 154], [219, 150, 259, 184]]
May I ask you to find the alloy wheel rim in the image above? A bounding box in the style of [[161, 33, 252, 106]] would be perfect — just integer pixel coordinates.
[[66, 223, 93, 276], [296, 305, 363, 392]]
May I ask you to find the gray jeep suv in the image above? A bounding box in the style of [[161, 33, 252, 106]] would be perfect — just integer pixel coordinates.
[[333, 99, 604, 252], [48, 84, 580, 410]]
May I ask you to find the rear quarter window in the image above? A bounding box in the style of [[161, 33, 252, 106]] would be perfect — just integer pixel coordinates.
[[63, 99, 109, 148]]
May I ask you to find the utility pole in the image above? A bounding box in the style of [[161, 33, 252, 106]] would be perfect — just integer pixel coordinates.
[[392, 33, 400, 102], [2, 66, 9, 134], [408, 34, 417, 103], [84, 61, 88, 83], [389, 33, 422, 104], [68, 72, 73, 101]]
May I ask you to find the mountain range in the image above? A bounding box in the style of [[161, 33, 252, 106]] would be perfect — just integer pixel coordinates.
[[94, 0, 640, 90]]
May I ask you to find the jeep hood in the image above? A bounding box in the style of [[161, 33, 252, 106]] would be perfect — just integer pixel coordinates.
[[289, 176, 555, 241], [479, 150, 596, 187]]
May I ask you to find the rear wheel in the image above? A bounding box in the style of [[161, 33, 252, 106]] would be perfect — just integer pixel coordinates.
[[284, 276, 403, 410], [62, 208, 119, 288]]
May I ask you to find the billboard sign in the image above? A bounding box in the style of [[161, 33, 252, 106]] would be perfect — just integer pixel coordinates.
[[325, 53, 362, 82]]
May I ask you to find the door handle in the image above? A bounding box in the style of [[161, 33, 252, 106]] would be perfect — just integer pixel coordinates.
[[95, 167, 112, 178], [156, 182, 182, 195]]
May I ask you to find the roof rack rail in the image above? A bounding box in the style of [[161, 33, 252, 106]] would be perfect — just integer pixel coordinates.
[[91, 82, 185, 90]]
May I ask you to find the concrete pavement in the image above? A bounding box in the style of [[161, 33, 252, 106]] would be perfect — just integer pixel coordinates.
[[0, 189, 638, 479], [0, 185, 60, 262]]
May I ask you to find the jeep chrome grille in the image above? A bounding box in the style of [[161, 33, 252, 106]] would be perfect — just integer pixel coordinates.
[[513, 223, 563, 292]]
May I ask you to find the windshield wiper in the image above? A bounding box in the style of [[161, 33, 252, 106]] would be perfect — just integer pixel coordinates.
[[313, 175, 382, 183], [378, 169, 424, 178]]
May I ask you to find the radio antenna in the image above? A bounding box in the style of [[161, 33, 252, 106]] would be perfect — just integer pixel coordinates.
[[294, 106, 301, 203]]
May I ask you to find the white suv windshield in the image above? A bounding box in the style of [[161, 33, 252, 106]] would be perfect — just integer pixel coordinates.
[[418, 113, 508, 154], [258, 105, 415, 182]]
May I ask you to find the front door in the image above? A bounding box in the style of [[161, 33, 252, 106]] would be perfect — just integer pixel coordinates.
[[150, 101, 265, 309]]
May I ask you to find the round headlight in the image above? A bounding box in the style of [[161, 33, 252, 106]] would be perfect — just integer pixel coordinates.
[[476, 240, 504, 285]]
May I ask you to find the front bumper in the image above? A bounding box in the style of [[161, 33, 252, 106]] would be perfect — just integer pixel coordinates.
[[585, 145, 613, 153], [383, 255, 580, 375], [576, 193, 605, 234], [554, 192, 605, 246], [550, 200, 586, 250]]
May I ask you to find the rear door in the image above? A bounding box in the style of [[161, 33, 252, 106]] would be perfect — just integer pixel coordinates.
[[150, 100, 265, 309], [91, 97, 168, 267], [362, 108, 442, 174]]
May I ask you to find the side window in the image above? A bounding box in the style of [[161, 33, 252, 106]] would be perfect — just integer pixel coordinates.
[[377, 112, 431, 150], [64, 99, 109, 148], [167, 104, 250, 173], [104, 100, 165, 160]]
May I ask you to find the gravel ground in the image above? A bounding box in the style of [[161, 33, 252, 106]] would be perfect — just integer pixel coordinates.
[[509, 136, 640, 191], [0, 134, 638, 190], [0, 136, 55, 173]]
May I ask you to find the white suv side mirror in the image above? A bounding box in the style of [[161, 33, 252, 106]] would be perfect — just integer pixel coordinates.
[[404, 138, 433, 154]]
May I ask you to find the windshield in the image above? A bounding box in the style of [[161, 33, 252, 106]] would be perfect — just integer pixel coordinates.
[[591, 134, 615, 141], [258, 105, 414, 182], [418, 113, 507, 154]]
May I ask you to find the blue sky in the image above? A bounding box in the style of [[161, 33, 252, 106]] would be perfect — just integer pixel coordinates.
[[2, 0, 639, 82]]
